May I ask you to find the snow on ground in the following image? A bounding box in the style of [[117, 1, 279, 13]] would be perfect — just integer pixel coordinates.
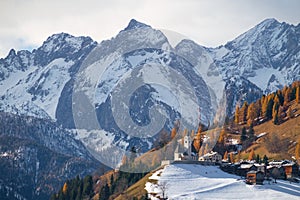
[[256, 132, 267, 138], [145, 164, 300, 200], [74, 129, 116, 151], [248, 67, 286, 92]]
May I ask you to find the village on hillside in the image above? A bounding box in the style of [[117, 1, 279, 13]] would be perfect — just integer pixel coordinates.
[[161, 129, 300, 185]]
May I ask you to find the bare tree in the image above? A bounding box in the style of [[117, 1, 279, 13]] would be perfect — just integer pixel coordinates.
[[157, 181, 168, 199], [272, 168, 280, 183]]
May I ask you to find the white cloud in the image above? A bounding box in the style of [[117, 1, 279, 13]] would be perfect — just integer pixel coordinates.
[[0, 0, 299, 57]]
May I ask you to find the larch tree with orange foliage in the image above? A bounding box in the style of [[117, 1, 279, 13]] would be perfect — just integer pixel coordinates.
[[218, 128, 226, 144], [223, 151, 228, 161], [193, 126, 202, 152], [236, 150, 241, 163], [230, 153, 234, 163], [62, 182, 68, 195], [295, 140, 300, 162], [247, 103, 256, 126], [248, 149, 255, 161], [235, 105, 240, 124], [171, 127, 176, 139]]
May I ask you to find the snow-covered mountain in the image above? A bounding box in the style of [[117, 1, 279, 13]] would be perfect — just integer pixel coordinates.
[[0, 18, 299, 170], [216, 18, 300, 92], [0, 112, 102, 199]]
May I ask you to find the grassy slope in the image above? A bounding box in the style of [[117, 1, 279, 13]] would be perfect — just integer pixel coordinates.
[[115, 166, 165, 200], [243, 101, 300, 160], [114, 172, 152, 200]]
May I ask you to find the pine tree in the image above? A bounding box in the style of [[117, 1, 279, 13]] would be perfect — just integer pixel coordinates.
[[75, 180, 83, 200], [263, 155, 269, 166], [276, 90, 284, 106], [130, 146, 137, 164], [255, 154, 260, 163], [99, 184, 110, 200], [248, 123, 255, 139], [248, 149, 255, 161], [266, 97, 274, 119], [240, 127, 247, 142], [83, 175, 93, 197]]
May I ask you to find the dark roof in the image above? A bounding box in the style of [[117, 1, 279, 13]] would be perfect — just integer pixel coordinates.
[[247, 170, 264, 174]]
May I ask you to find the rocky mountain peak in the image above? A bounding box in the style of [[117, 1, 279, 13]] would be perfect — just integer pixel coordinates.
[[7, 48, 17, 58], [123, 19, 151, 32]]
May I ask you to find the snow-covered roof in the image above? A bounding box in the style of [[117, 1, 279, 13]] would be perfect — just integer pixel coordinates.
[[269, 160, 295, 166], [203, 151, 220, 157], [240, 164, 255, 169], [254, 163, 265, 167]]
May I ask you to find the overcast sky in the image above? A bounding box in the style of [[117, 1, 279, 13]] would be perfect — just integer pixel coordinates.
[[0, 0, 299, 58]]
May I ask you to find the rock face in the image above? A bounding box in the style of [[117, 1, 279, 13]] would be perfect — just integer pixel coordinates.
[[0, 18, 299, 198], [0, 112, 102, 200], [211, 18, 300, 112]]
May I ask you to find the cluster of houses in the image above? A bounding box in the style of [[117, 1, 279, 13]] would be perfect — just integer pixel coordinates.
[[221, 160, 299, 184], [161, 133, 299, 185]]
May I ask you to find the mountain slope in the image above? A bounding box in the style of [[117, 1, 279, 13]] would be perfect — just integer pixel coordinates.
[[0, 112, 103, 199], [0, 33, 97, 126], [214, 18, 300, 93], [0, 18, 299, 172]]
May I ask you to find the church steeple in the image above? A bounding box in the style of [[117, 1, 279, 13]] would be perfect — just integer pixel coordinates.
[[183, 131, 192, 158]]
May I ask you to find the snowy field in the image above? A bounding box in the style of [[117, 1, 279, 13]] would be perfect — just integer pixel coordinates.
[[145, 164, 300, 200]]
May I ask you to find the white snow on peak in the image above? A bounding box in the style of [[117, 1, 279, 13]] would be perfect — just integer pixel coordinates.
[[65, 36, 84, 51], [248, 68, 285, 92], [1, 58, 73, 119]]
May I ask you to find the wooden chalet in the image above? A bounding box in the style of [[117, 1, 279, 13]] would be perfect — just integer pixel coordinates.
[[246, 171, 264, 185]]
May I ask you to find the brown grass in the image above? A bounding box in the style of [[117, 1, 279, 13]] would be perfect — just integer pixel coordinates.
[[248, 101, 300, 160]]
